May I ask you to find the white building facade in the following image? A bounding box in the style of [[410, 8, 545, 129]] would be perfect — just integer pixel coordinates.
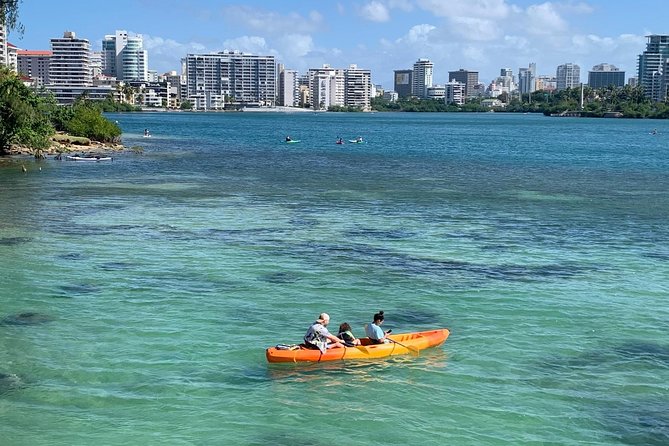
[[308, 64, 345, 110], [556, 63, 581, 91], [183, 51, 276, 110], [445, 81, 465, 105], [102, 30, 148, 81], [49, 31, 92, 86], [412, 58, 433, 98], [344, 64, 371, 111], [0, 23, 7, 67]]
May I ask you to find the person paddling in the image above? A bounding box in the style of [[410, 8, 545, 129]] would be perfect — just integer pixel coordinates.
[[365, 310, 391, 344]]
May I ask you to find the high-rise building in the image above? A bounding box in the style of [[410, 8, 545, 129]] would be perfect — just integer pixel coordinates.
[[588, 63, 625, 88], [17, 50, 52, 85], [637, 35, 669, 101], [344, 64, 372, 111], [394, 69, 412, 98], [6, 42, 17, 72], [102, 30, 148, 81], [0, 23, 7, 67], [183, 51, 276, 110], [308, 64, 344, 110], [49, 31, 92, 86], [448, 69, 479, 98], [556, 63, 580, 91], [445, 81, 465, 105], [518, 63, 536, 94], [278, 65, 299, 107], [412, 59, 433, 98]]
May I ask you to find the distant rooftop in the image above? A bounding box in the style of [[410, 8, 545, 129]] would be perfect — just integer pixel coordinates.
[[17, 50, 52, 56]]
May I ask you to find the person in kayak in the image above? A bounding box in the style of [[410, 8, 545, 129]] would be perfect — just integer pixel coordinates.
[[365, 311, 391, 344], [304, 313, 345, 353], [337, 322, 361, 346], [285, 135, 292, 142]]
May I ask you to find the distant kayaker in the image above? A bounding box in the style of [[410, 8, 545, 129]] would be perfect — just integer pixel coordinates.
[[285, 135, 292, 142], [365, 310, 391, 344], [337, 322, 361, 346], [304, 313, 345, 353], [356, 136, 363, 143]]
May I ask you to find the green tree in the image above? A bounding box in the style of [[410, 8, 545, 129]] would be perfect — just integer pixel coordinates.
[[65, 101, 121, 143], [0, 0, 23, 34], [0, 67, 53, 153], [180, 100, 193, 110]]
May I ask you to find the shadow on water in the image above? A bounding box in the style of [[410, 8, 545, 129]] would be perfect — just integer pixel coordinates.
[[55, 252, 86, 261], [97, 261, 134, 271], [534, 339, 669, 445], [0, 312, 55, 326], [0, 236, 32, 246], [259, 272, 301, 284], [58, 284, 101, 296], [296, 241, 587, 282], [345, 227, 416, 240], [604, 403, 669, 446]]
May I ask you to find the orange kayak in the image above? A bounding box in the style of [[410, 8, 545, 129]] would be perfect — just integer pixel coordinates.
[[266, 328, 449, 363]]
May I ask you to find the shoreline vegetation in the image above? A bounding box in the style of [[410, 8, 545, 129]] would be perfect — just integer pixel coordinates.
[[0, 67, 124, 158]]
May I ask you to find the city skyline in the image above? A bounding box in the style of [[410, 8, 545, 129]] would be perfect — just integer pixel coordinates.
[[6, 0, 669, 87]]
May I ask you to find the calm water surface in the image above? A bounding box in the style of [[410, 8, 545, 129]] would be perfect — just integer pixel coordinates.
[[1, 112, 668, 445]]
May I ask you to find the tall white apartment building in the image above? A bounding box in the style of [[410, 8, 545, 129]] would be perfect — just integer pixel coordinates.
[[518, 63, 536, 94], [183, 51, 276, 110], [0, 23, 7, 67], [6, 42, 17, 72], [344, 64, 371, 111], [637, 35, 669, 101], [445, 81, 465, 105], [17, 50, 52, 85], [412, 58, 433, 98], [556, 63, 580, 91], [278, 65, 299, 107], [49, 31, 91, 86], [102, 30, 148, 81], [308, 64, 345, 110]]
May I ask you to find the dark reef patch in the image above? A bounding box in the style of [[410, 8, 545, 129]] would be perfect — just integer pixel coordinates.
[[0, 236, 32, 246], [259, 272, 301, 284], [1, 312, 55, 326]]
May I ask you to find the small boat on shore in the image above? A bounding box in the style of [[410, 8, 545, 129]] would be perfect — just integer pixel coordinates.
[[66, 155, 113, 162], [266, 328, 449, 363]]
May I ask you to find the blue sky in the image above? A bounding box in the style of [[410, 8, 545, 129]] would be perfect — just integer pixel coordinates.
[[8, 0, 669, 87]]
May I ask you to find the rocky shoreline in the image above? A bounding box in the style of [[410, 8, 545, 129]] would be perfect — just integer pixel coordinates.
[[7, 134, 125, 158]]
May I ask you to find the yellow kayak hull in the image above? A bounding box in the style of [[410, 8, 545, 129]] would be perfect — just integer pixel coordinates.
[[266, 328, 449, 363]]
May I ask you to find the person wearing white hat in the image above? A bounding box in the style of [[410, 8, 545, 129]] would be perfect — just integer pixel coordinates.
[[303, 313, 345, 353]]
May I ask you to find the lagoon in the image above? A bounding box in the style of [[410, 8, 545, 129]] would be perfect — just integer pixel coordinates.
[[1, 112, 668, 445]]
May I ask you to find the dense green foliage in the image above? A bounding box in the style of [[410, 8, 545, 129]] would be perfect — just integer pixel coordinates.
[[372, 85, 669, 118], [180, 100, 193, 110], [65, 99, 121, 142], [0, 69, 122, 154], [328, 105, 364, 112], [0, 68, 53, 152]]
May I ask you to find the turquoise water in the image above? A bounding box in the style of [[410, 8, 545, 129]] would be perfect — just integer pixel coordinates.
[[1, 112, 668, 445]]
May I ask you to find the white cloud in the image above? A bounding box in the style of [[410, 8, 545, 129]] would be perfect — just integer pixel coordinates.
[[448, 17, 502, 41], [416, 0, 512, 19], [222, 36, 269, 54], [398, 24, 437, 44], [360, 1, 391, 22], [221, 6, 323, 34], [525, 3, 567, 35]]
